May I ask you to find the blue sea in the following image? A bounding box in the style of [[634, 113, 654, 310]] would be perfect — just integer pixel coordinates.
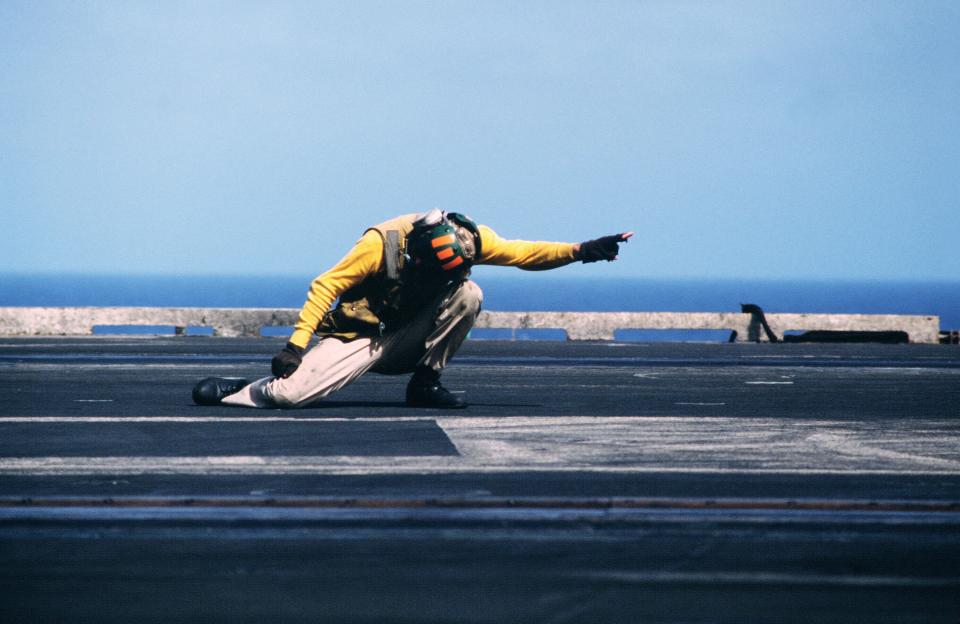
[[2, 273, 958, 339]]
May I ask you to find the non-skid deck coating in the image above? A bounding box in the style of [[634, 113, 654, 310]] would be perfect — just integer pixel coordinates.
[[1, 337, 959, 622]]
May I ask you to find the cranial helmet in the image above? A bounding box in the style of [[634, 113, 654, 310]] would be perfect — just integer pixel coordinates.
[[409, 209, 480, 273]]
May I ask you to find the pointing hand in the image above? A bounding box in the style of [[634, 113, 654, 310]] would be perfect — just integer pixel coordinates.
[[577, 232, 634, 263]]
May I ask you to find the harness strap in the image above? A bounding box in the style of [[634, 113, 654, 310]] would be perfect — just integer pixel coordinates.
[[383, 230, 401, 280]]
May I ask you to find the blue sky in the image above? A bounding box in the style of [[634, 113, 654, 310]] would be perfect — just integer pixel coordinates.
[[2, 1, 958, 280]]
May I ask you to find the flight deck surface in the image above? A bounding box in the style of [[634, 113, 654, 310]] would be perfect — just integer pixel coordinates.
[[1, 338, 958, 622]]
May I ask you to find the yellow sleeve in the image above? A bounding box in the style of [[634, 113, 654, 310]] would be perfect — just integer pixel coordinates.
[[289, 230, 384, 348], [476, 224, 578, 271]]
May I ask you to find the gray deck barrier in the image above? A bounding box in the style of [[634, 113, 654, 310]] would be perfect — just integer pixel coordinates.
[[0, 307, 942, 343]]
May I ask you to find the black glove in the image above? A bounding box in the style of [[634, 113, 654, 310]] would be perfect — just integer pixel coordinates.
[[578, 233, 631, 263], [271, 342, 304, 379]]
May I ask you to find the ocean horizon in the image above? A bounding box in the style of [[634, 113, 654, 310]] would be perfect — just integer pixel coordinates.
[[2, 273, 958, 335]]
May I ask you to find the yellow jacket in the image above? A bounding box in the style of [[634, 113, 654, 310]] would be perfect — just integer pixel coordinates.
[[289, 218, 578, 348]]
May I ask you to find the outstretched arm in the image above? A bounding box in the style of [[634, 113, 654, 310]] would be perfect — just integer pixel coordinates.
[[477, 226, 634, 270]]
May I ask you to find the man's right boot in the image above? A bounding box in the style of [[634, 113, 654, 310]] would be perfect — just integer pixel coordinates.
[[192, 377, 250, 405], [405, 366, 467, 409]]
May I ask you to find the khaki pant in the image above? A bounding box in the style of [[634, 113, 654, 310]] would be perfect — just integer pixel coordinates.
[[222, 280, 482, 408]]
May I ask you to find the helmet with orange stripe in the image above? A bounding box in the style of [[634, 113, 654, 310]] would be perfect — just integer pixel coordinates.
[[408, 209, 479, 274]]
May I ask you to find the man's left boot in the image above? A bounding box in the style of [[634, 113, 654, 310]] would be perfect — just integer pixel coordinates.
[[192, 377, 250, 406], [406, 366, 467, 409]]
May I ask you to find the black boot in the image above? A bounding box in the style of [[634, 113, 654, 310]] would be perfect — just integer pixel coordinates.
[[406, 366, 467, 409], [192, 377, 250, 406]]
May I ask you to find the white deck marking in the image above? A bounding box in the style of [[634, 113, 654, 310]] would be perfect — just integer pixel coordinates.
[[1, 416, 958, 476], [807, 432, 960, 470], [572, 570, 960, 588], [0, 458, 957, 476], [675, 402, 725, 406]]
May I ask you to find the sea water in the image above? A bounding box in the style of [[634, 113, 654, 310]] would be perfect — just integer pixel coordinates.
[[2, 273, 957, 340]]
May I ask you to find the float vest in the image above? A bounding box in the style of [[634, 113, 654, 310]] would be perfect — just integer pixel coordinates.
[[317, 214, 478, 340]]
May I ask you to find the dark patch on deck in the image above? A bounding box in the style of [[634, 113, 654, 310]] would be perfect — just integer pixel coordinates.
[[0, 421, 458, 457]]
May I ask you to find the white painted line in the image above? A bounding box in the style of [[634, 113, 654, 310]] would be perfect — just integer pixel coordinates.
[[0, 457, 958, 476], [573, 570, 960, 588], [740, 355, 842, 359], [808, 432, 960, 470], [436, 416, 960, 474], [745, 381, 794, 385], [73, 399, 114, 403], [675, 402, 725, 406]]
